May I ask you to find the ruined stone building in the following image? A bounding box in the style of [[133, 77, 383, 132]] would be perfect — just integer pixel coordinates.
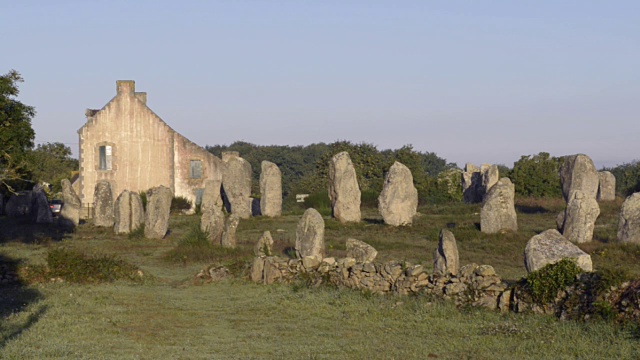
[[77, 80, 222, 211]]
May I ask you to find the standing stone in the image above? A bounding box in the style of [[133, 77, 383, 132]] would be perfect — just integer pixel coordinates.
[[462, 163, 482, 203], [60, 178, 81, 227], [221, 214, 240, 248], [33, 187, 53, 224], [345, 238, 377, 263], [481, 165, 499, 200], [254, 230, 274, 257], [0, 195, 3, 216], [93, 180, 115, 227], [259, 161, 282, 217], [559, 154, 599, 202], [433, 229, 460, 276], [201, 179, 223, 213], [524, 229, 592, 273], [328, 152, 361, 223], [617, 192, 640, 244], [201, 206, 225, 245], [597, 171, 616, 202], [114, 190, 144, 234], [221, 152, 252, 219], [295, 208, 325, 259], [5, 191, 32, 217], [144, 186, 172, 239], [480, 178, 518, 234], [378, 161, 418, 226], [562, 190, 600, 243]]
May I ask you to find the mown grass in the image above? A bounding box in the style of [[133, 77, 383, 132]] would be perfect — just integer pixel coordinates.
[[1, 197, 640, 358]]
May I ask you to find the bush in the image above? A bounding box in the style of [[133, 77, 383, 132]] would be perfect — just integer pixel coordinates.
[[303, 190, 331, 216], [509, 152, 563, 198], [171, 196, 192, 212], [525, 259, 583, 304], [361, 189, 378, 208], [44, 248, 143, 284]]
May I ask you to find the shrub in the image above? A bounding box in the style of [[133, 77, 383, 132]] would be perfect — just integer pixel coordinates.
[[525, 259, 583, 304], [303, 190, 331, 216], [361, 189, 378, 208], [509, 152, 563, 198], [171, 196, 192, 212], [44, 248, 143, 284]]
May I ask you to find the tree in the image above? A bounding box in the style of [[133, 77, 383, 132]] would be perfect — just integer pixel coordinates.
[[27, 142, 79, 193], [509, 152, 563, 198], [0, 70, 36, 191], [604, 160, 640, 196]]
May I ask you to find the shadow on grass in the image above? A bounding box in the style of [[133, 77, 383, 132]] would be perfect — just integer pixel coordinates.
[[0, 216, 75, 244], [0, 253, 45, 349], [363, 218, 384, 225]]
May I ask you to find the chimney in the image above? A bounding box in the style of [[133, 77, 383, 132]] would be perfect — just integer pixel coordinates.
[[116, 80, 135, 95], [134, 92, 147, 104]]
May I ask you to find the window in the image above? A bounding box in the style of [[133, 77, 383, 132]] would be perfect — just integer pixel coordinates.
[[190, 160, 202, 179], [99, 145, 112, 170]]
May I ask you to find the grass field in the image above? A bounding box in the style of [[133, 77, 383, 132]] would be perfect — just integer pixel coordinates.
[[1, 197, 640, 359]]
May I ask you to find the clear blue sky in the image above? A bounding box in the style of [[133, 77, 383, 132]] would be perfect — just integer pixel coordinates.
[[2, 1, 638, 169]]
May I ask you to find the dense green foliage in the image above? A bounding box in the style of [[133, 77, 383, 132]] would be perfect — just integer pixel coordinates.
[[42, 248, 142, 284], [605, 160, 640, 197], [525, 259, 583, 304], [0, 70, 36, 191], [509, 152, 563, 198], [27, 142, 78, 193]]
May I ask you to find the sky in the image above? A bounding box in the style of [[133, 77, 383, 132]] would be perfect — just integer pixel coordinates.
[[2, 0, 639, 169]]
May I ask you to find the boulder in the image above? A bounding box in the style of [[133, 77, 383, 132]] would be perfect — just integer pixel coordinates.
[[563, 190, 600, 243], [524, 229, 592, 273], [259, 161, 282, 217], [328, 152, 361, 223], [559, 154, 599, 202], [378, 161, 418, 226], [481, 164, 499, 200], [617, 192, 640, 244], [295, 208, 325, 259], [60, 178, 81, 227], [221, 152, 252, 219], [433, 229, 459, 275], [114, 190, 144, 234], [200, 179, 223, 213], [201, 206, 225, 245], [597, 171, 616, 202], [221, 214, 240, 248], [5, 191, 32, 217], [144, 185, 172, 239], [93, 180, 114, 227], [33, 187, 53, 224], [345, 238, 377, 263], [254, 230, 274, 257], [480, 178, 518, 234]]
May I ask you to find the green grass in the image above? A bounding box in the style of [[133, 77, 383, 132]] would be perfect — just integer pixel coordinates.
[[1, 197, 640, 359]]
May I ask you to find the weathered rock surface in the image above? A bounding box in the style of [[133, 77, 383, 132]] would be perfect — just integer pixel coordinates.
[[93, 180, 114, 227], [378, 161, 418, 226], [33, 187, 53, 224], [295, 208, 325, 259], [328, 152, 361, 223], [462, 163, 482, 203], [480, 178, 518, 234], [221, 152, 252, 219], [433, 229, 459, 276], [559, 154, 599, 202], [524, 229, 592, 273], [617, 192, 640, 243], [254, 230, 274, 257], [562, 190, 600, 243], [114, 190, 144, 234], [597, 171, 616, 202], [144, 185, 172, 239], [201, 206, 225, 245], [481, 164, 499, 200], [259, 161, 282, 217], [60, 178, 81, 226], [345, 238, 377, 263], [221, 214, 240, 248], [201, 179, 223, 213]]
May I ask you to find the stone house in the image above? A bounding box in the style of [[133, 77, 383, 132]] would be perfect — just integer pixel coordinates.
[[77, 80, 222, 211]]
